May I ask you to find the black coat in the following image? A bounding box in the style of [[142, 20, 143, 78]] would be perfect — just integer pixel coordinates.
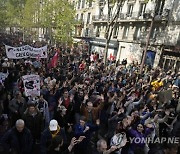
[[0, 127, 33, 154], [47, 149, 71, 154], [172, 118, 180, 137], [40, 127, 67, 154], [22, 111, 44, 140], [54, 111, 68, 129]]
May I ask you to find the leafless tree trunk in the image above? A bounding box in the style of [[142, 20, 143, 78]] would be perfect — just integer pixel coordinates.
[[103, 0, 125, 66]]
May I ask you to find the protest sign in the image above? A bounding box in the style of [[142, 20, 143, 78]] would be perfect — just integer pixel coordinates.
[[5, 45, 47, 59], [158, 89, 172, 103], [22, 75, 40, 97], [111, 133, 127, 146]]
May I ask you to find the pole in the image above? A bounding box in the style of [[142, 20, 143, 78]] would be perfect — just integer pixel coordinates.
[[140, 17, 154, 74], [104, 38, 109, 66]]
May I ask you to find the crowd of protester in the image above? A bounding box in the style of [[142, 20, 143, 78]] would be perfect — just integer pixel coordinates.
[[0, 33, 179, 154]]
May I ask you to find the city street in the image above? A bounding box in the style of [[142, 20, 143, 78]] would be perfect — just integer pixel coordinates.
[[0, 0, 179, 154]]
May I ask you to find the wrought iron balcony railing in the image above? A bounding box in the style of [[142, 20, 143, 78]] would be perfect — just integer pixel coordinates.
[[92, 11, 169, 22]]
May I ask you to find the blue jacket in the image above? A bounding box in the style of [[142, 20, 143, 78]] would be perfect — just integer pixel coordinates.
[[74, 123, 98, 148]]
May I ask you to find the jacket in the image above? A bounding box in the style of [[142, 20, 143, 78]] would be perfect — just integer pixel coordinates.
[[22, 110, 44, 140], [80, 101, 104, 124], [9, 98, 26, 116], [128, 127, 154, 151], [0, 127, 33, 154], [40, 127, 67, 154]]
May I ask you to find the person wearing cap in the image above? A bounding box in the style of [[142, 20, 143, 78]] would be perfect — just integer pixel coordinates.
[[0, 119, 33, 154], [40, 119, 67, 154], [2, 58, 10, 68]]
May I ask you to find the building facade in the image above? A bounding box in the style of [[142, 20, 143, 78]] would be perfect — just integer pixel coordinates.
[[72, 0, 180, 71]]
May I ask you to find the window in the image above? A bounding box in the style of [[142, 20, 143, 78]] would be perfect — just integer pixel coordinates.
[[109, 7, 113, 19], [85, 28, 89, 36], [78, 0, 81, 9], [76, 14, 79, 20], [118, 6, 123, 16], [150, 27, 159, 39], [104, 26, 107, 38], [89, 0, 92, 7], [99, 7, 104, 18], [96, 26, 100, 37], [86, 13, 91, 24], [80, 13, 84, 22], [82, 0, 85, 8], [155, 0, 165, 15], [134, 27, 142, 40], [72, 1, 75, 8], [139, 3, 146, 16], [113, 26, 119, 38], [127, 4, 134, 17], [123, 26, 129, 39]]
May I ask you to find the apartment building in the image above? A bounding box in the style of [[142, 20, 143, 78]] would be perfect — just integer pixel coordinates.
[[158, 0, 180, 72], [72, 0, 180, 71], [72, 0, 95, 41]]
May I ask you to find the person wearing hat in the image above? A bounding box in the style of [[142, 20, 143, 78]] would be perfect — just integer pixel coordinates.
[[2, 58, 10, 68], [40, 119, 67, 154]]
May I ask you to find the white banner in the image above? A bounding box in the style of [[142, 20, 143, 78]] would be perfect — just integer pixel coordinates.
[[5, 45, 47, 59], [22, 75, 40, 97]]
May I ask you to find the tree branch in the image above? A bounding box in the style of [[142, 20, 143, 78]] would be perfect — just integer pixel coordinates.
[[109, 0, 123, 26]]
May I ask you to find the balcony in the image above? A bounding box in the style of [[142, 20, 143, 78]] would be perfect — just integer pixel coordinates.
[[135, 30, 167, 45], [118, 12, 153, 21], [92, 11, 169, 23], [92, 15, 108, 22], [81, 29, 96, 38]]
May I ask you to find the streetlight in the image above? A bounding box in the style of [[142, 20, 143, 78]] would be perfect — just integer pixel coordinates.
[[140, 0, 156, 74]]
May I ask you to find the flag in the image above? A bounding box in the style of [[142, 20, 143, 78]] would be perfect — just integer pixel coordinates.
[[48, 52, 59, 68], [110, 53, 115, 61]]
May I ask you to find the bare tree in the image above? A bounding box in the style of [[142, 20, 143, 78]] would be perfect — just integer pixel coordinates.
[[103, 0, 125, 65]]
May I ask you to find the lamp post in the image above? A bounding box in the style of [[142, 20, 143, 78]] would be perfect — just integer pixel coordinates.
[[140, 0, 156, 74]]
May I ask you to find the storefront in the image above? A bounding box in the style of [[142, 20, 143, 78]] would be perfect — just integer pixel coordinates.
[[116, 42, 143, 64], [159, 46, 180, 73], [89, 38, 119, 59]]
